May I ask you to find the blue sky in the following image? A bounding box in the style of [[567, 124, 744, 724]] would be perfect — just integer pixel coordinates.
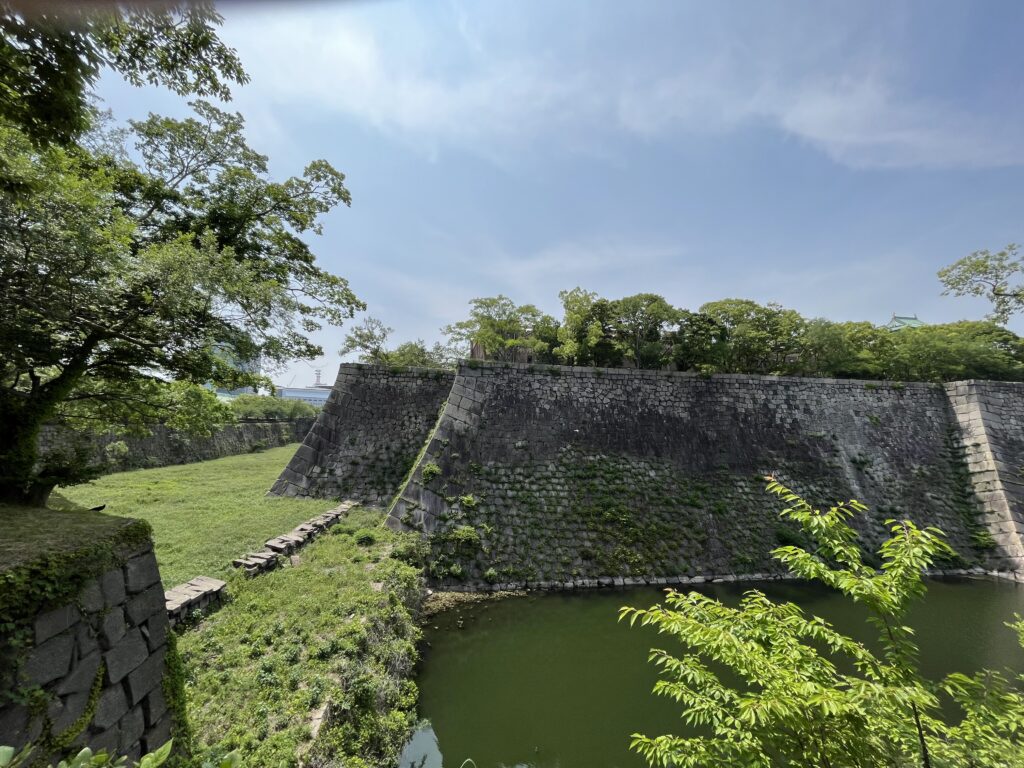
[[97, 0, 1024, 387]]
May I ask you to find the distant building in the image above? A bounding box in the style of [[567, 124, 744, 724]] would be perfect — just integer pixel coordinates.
[[884, 314, 926, 331], [275, 386, 330, 407], [273, 371, 332, 407]]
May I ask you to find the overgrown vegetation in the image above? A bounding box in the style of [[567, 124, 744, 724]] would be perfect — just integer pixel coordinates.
[[441, 290, 1024, 381], [55, 445, 325, 586], [179, 507, 423, 768], [340, 317, 458, 369], [228, 396, 318, 421], [622, 480, 1024, 767]]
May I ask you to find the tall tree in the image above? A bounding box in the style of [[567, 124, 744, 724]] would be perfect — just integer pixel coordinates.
[[443, 295, 558, 363], [0, 1, 246, 148], [341, 317, 393, 366], [610, 293, 678, 369], [0, 103, 361, 505], [669, 310, 728, 372], [553, 288, 622, 367], [939, 244, 1024, 323], [700, 299, 806, 374]]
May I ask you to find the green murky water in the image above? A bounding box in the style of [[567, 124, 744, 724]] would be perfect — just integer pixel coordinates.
[[399, 578, 1024, 768]]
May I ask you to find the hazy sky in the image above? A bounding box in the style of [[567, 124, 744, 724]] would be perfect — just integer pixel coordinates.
[[96, 0, 1024, 387]]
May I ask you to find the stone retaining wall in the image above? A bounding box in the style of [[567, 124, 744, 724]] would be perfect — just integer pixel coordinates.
[[40, 419, 314, 475], [388, 363, 997, 588], [946, 381, 1024, 571], [0, 543, 176, 759], [269, 365, 454, 504]]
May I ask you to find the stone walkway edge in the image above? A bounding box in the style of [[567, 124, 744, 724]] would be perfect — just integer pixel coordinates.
[[164, 500, 358, 626]]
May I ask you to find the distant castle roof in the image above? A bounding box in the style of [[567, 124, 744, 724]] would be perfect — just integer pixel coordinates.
[[884, 314, 926, 331]]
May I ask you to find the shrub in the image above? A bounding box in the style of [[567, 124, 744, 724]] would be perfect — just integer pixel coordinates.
[[449, 525, 480, 549], [230, 394, 317, 420], [622, 480, 1024, 767], [353, 529, 377, 546], [421, 462, 442, 482], [483, 567, 499, 583]]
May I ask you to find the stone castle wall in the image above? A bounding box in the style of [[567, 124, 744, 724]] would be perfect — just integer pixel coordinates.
[[0, 542, 176, 759], [946, 381, 1024, 571], [387, 362, 999, 588], [269, 364, 454, 504], [40, 419, 314, 476]]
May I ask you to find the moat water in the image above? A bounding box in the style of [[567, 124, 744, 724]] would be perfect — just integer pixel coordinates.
[[398, 578, 1024, 768]]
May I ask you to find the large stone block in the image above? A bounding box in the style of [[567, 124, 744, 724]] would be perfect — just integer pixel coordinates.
[[100, 569, 126, 608], [57, 651, 102, 695], [125, 584, 165, 627], [118, 705, 145, 754], [104, 628, 149, 684], [50, 690, 91, 734], [79, 582, 105, 614], [34, 605, 80, 644], [126, 647, 166, 705], [93, 684, 129, 730], [23, 631, 74, 686], [100, 608, 127, 650], [140, 616, 167, 653], [124, 554, 161, 594], [142, 688, 167, 727], [141, 714, 173, 754]]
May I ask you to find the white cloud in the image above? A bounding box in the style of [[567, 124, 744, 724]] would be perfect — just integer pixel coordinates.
[[218, 3, 1024, 171]]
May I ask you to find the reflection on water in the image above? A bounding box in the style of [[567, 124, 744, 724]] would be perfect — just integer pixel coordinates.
[[399, 577, 1024, 768]]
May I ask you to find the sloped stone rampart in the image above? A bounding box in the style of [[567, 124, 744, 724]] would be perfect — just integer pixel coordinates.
[[387, 363, 997, 588], [269, 364, 454, 504], [946, 381, 1024, 571]]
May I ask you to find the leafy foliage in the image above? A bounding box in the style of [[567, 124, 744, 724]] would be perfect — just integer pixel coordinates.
[[621, 481, 1024, 767], [0, 2, 246, 149], [229, 395, 317, 421], [446, 288, 1024, 382], [443, 296, 559, 363], [341, 317, 456, 369], [0, 100, 360, 503], [939, 244, 1024, 324]]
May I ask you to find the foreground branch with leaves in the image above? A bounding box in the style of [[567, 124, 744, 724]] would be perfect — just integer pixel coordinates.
[[621, 481, 1024, 768]]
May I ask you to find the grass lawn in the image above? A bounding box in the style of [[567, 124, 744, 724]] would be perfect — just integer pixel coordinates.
[[56, 445, 330, 587], [179, 508, 423, 768]]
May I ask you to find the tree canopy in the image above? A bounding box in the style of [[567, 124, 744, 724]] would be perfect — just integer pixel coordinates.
[[939, 244, 1024, 324], [441, 289, 1024, 382], [341, 316, 454, 369], [0, 1, 246, 148], [0, 101, 361, 504]]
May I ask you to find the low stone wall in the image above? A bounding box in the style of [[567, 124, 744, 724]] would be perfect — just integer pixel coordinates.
[[40, 418, 314, 475], [0, 531, 177, 760], [270, 364, 454, 504]]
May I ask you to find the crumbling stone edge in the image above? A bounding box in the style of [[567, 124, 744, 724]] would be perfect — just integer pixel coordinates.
[[162, 501, 359, 627]]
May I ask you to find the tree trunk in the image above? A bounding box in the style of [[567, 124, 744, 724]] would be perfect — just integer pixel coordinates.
[[0, 406, 53, 506]]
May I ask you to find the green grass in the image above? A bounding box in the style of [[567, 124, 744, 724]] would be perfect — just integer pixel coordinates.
[[179, 508, 422, 768], [55, 445, 330, 587]]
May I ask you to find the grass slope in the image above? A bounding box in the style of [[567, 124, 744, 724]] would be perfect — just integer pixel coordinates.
[[180, 509, 423, 768], [56, 445, 328, 587]]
